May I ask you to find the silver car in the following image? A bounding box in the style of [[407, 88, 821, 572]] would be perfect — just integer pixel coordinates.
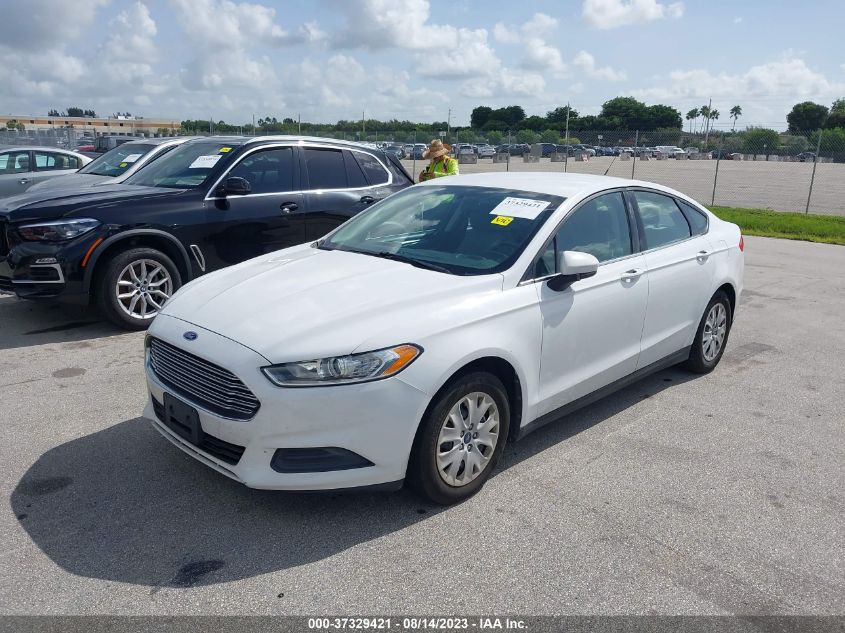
[[0, 147, 91, 197], [28, 137, 195, 192]]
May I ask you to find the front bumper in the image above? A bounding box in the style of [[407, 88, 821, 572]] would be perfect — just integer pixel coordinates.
[[143, 314, 431, 491]]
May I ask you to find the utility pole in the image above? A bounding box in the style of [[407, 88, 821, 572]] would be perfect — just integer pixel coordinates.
[[362, 110, 365, 138], [298, 113, 301, 135], [447, 108, 451, 135], [252, 114, 255, 136]]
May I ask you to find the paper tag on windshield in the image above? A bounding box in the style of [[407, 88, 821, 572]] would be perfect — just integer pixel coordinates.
[[489, 197, 550, 220], [122, 153, 142, 163], [188, 155, 222, 169]]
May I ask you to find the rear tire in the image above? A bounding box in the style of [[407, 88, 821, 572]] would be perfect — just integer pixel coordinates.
[[683, 290, 732, 374], [97, 247, 181, 330], [408, 372, 510, 505]]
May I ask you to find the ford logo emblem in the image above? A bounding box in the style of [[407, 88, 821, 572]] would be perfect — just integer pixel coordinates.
[[183, 331, 198, 341]]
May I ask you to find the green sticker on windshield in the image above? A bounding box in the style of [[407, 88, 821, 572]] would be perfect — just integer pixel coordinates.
[[219, 147, 232, 153], [119, 162, 128, 168]]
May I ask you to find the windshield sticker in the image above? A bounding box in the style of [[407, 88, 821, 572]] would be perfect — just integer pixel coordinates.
[[188, 154, 223, 169], [122, 153, 142, 163], [219, 147, 232, 153], [489, 197, 550, 220], [119, 162, 128, 168], [491, 215, 513, 226]]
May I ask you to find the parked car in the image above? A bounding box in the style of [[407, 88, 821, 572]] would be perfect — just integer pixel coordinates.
[[554, 144, 573, 156], [0, 147, 91, 197], [455, 143, 476, 156], [95, 135, 139, 153], [573, 144, 596, 157], [710, 149, 734, 160], [28, 137, 195, 192], [499, 143, 530, 156], [476, 144, 496, 158], [0, 136, 413, 329], [384, 144, 406, 159], [536, 143, 558, 157], [655, 146, 686, 158], [142, 172, 744, 504], [796, 152, 817, 162], [409, 144, 427, 160]]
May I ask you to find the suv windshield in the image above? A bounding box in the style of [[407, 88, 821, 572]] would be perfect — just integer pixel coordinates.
[[123, 141, 241, 189], [79, 144, 156, 177], [320, 185, 563, 275]]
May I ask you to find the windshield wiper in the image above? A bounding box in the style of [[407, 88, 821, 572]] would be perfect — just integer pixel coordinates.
[[370, 251, 452, 274]]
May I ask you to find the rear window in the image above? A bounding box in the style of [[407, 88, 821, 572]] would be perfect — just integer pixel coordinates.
[[354, 151, 389, 186], [304, 147, 346, 189]]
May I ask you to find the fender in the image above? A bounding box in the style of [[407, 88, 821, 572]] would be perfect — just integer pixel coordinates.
[[82, 228, 194, 293]]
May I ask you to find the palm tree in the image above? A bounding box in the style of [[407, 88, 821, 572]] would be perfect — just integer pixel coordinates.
[[686, 108, 699, 134], [699, 104, 712, 137], [730, 105, 742, 131]]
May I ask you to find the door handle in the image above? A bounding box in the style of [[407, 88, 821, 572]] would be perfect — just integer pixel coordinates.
[[621, 268, 643, 282], [280, 202, 298, 213], [18, 178, 29, 185], [359, 195, 376, 204], [696, 250, 710, 261]]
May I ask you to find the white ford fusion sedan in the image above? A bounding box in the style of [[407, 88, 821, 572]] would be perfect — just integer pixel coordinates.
[[143, 173, 743, 504]]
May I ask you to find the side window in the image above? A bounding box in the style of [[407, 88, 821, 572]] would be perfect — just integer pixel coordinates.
[[354, 151, 390, 185], [634, 191, 691, 249], [1, 151, 32, 173], [304, 148, 346, 190], [555, 192, 633, 263], [677, 200, 708, 236], [534, 239, 557, 278], [342, 150, 367, 188], [66, 155, 80, 169], [228, 147, 294, 194]]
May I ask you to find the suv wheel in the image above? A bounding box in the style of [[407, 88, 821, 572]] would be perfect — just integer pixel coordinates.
[[97, 247, 181, 330], [408, 371, 510, 505]]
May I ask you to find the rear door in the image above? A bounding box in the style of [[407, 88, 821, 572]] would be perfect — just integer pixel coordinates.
[[203, 145, 306, 268], [31, 151, 82, 188], [300, 146, 394, 241], [0, 151, 34, 196], [629, 189, 715, 367]]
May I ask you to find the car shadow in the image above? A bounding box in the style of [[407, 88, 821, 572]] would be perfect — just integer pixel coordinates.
[[10, 367, 694, 589], [0, 296, 122, 351]]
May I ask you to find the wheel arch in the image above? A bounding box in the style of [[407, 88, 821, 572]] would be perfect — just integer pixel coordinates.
[[715, 281, 736, 316], [83, 229, 194, 299]]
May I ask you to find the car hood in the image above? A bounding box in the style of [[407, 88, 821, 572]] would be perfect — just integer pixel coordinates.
[[0, 184, 186, 222], [27, 173, 113, 192], [161, 245, 504, 362]]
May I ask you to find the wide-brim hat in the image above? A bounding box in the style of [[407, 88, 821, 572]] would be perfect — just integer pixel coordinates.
[[423, 139, 451, 159]]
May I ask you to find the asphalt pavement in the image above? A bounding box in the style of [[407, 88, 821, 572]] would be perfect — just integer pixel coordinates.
[[0, 236, 842, 615]]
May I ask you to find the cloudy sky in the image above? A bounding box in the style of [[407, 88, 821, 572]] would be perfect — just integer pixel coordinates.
[[1, 0, 843, 129]]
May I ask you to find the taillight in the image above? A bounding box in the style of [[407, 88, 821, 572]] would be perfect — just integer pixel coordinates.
[[739, 235, 744, 252]]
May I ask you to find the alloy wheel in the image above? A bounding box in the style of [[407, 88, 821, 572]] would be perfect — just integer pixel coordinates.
[[436, 392, 500, 487], [115, 258, 173, 320], [702, 302, 727, 361]]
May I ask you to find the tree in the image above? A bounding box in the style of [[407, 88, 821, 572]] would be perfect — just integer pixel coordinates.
[[486, 131, 504, 145], [48, 109, 61, 117], [787, 101, 829, 133], [456, 129, 476, 143], [490, 105, 525, 127], [709, 109, 720, 129], [519, 115, 546, 131], [546, 106, 578, 124], [540, 129, 560, 143], [808, 127, 845, 152], [729, 105, 742, 131], [66, 107, 84, 117], [470, 106, 493, 129], [825, 98, 845, 129], [686, 108, 699, 134], [600, 97, 649, 129], [699, 104, 711, 138], [742, 128, 780, 154], [515, 129, 539, 144], [482, 119, 508, 131], [646, 104, 682, 129], [6, 120, 18, 129]]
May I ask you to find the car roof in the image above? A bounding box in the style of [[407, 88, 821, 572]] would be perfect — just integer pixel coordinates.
[[1, 146, 89, 156], [121, 136, 199, 146], [415, 171, 671, 199]]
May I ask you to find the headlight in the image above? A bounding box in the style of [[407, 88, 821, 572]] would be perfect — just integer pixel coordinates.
[[262, 344, 422, 387], [17, 218, 101, 242]]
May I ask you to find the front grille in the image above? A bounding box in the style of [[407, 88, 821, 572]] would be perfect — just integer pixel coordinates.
[[148, 337, 260, 420], [152, 397, 246, 465]]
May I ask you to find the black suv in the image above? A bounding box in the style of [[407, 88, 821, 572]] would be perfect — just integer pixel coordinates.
[[0, 136, 412, 329]]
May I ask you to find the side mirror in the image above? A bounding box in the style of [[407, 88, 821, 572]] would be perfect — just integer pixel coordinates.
[[547, 251, 599, 291], [217, 176, 251, 197]]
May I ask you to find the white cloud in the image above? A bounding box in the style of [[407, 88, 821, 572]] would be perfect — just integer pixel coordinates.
[[170, 0, 294, 49], [582, 0, 684, 29], [492, 23, 520, 44], [415, 28, 501, 79], [0, 0, 108, 50], [333, 0, 457, 50], [573, 50, 626, 80], [733, 17, 743, 24]]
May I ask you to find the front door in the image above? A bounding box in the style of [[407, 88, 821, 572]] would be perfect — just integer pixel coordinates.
[[536, 191, 649, 416], [204, 145, 306, 269], [0, 151, 34, 196]]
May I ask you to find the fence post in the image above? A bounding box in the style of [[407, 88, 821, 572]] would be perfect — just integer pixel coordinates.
[[412, 130, 417, 183], [506, 130, 511, 172], [711, 133, 723, 206], [631, 130, 638, 179], [805, 130, 823, 214]]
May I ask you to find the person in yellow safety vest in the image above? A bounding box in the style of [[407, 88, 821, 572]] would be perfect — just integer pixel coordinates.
[[419, 139, 459, 182]]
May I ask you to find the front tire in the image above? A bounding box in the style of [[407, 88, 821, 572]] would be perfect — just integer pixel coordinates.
[[683, 290, 732, 373], [408, 372, 510, 505], [97, 247, 181, 330]]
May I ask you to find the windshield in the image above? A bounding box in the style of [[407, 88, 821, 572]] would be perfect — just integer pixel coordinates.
[[123, 141, 240, 189], [79, 144, 156, 177], [320, 185, 563, 276]]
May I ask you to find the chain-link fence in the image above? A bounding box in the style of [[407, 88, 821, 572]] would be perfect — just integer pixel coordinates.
[[3, 125, 843, 215]]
